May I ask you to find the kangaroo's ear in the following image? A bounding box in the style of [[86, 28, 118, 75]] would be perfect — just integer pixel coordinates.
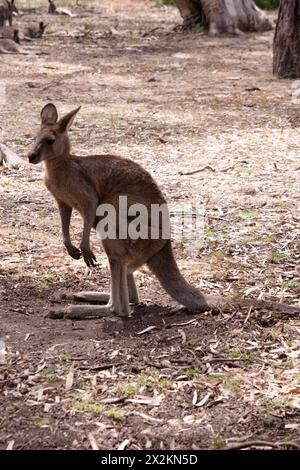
[[41, 103, 58, 125], [58, 106, 81, 133]]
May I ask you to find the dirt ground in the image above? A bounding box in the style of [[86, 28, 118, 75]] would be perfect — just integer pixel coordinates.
[[0, 0, 299, 450]]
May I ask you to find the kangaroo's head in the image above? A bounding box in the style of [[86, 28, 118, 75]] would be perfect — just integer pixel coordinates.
[[48, 0, 56, 12], [28, 103, 81, 165], [6, 0, 18, 15], [13, 28, 19, 43], [39, 21, 47, 36]]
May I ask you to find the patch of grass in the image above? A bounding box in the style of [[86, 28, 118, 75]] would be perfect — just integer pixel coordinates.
[[154, 0, 174, 5], [206, 373, 224, 382], [265, 397, 289, 413], [267, 252, 288, 263], [206, 229, 218, 239], [71, 395, 104, 415], [32, 417, 50, 429], [138, 372, 153, 389], [107, 409, 125, 421], [117, 382, 138, 398], [283, 357, 294, 370], [179, 401, 193, 409], [138, 369, 173, 390], [211, 435, 225, 449], [240, 210, 258, 219], [186, 338, 202, 348], [240, 235, 259, 245], [281, 281, 300, 291], [230, 348, 261, 364], [59, 351, 71, 362], [263, 235, 277, 243], [185, 366, 201, 378], [225, 376, 243, 394], [193, 24, 204, 33], [239, 166, 253, 175], [255, 0, 279, 9], [35, 282, 49, 292]]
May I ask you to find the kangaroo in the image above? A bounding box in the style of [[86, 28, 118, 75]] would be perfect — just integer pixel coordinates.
[[0, 26, 19, 42], [47, 0, 56, 14], [27, 103, 218, 319], [0, 31, 46, 53], [48, 0, 76, 17], [22, 21, 47, 39], [0, 0, 18, 27], [28, 104, 300, 320], [0, 36, 32, 53]]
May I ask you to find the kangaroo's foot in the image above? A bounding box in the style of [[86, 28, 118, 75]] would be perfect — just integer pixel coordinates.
[[49, 304, 113, 319], [61, 291, 110, 303], [205, 295, 231, 313], [49, 300, 133, 319]]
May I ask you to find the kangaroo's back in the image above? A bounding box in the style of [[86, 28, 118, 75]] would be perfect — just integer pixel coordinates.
[[71, 154, 166, 207]]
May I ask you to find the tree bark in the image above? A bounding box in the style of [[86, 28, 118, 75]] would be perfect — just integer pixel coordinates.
[[174, 0, 273, 34], [273, 0, 300, 78]]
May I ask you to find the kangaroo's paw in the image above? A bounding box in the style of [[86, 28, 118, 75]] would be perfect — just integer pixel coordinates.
[[61, 291, 110, 303], [66, 244, 81, 260], [81, 249, 97, 268], [49, 304, 113, 319]]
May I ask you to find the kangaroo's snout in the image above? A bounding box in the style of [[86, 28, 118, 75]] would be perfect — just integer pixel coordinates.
[[28, 151, 39, 164]]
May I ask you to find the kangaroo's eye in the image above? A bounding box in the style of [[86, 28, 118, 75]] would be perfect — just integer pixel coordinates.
[[45, 138, 55, 145]]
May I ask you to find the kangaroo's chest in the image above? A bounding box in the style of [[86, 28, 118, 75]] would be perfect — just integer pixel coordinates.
[[45, 177, 83, 213]]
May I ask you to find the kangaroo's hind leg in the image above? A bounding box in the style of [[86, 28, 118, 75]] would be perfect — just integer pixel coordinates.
[[127, 272, 140, 304], [50, 260, 131, 319], [65, 272, 139, 310]]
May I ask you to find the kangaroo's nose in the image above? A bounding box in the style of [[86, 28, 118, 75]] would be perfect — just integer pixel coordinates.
[[28, 152, 38, 164]]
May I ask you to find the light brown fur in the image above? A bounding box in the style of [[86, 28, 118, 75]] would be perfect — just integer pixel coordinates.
[[0, 26, 19, 42], [22, 21, 47, 39], [0, 37, 28, 53], [28, 103, 211, 318]]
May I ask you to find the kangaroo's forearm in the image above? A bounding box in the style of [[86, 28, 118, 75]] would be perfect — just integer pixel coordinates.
[[57, 200, 81, 260], [58, 201, 73, 247], [79, 202, 98, 267]]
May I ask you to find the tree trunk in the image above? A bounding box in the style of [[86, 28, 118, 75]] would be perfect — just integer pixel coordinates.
[[174, 0, 273, 34], [273, 0, 300, 78]]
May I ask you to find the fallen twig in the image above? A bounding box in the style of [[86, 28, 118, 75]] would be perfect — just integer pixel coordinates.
[[179, 166, 216, 176], [226, 439, 300, 450], [179, 165, 236, 176]]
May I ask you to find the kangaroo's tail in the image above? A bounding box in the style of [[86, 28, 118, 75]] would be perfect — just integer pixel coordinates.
[[147, 240, 209, 312]]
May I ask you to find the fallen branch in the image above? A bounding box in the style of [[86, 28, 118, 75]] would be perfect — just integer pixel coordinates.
[[210, 295, 300, 315], [226, 439, 300, 450], [238, 298, 300, 315], [179, 165, 236, 176], [0, 144, 28, 168], [179, 165, 216, 176]]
